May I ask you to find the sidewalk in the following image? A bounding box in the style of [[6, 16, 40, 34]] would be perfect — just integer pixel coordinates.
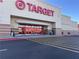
[[0, 35, 17, 41], [0, 34, 57, 41]]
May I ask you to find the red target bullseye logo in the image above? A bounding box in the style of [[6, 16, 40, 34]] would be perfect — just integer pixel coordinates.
[[15, 0, 25, 10]]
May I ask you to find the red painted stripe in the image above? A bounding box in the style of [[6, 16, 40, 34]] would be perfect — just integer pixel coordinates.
[[0, 38, 27, 41]]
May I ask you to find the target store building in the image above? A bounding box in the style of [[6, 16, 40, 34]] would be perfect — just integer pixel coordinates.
[[0, 0, 79, 36]]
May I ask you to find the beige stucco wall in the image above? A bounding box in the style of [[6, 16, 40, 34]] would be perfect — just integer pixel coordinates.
[[61, 15, 78, 31], [61, 15, 79, 35], [0, 0, 10, 24], [0, 0, 61, 28], [0, 0, 78, 36], [11, 0, 61, 29]]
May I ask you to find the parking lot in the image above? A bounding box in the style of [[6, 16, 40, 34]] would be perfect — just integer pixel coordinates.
[[0, 36, 79, 59]]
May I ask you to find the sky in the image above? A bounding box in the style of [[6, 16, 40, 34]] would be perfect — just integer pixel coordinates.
[[43, 0, 79, 23]]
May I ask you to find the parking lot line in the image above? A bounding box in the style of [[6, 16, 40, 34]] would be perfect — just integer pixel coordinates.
[[0, 49, 8, 52], [33, 41, 79, 54]]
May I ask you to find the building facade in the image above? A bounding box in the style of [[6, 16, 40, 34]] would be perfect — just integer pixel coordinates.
[[0, 0, 79, 36]]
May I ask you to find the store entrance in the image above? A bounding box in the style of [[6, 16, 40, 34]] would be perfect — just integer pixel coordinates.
[[18, 23, 48, 34]]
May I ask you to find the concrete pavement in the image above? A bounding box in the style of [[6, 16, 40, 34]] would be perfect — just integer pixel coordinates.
[[0, 34, 56, 41]]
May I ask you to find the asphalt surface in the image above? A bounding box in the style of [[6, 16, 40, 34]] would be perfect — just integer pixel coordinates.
[[31, 36, 79, 51], [0, 40, 79, 59]]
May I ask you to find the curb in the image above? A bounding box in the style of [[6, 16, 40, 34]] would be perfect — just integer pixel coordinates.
[[0, 38, 27, 41]]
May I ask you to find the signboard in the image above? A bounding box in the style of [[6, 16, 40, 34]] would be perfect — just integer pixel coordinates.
[[15, 0, 54, 16], [0, 0, 3, 3], [0, 0, 3, 2]]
